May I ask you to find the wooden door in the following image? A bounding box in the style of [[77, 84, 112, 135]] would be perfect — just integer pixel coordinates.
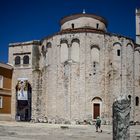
[[93, 103, 100, 119]]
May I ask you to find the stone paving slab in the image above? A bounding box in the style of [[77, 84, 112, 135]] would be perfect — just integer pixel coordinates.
[[0, 121, 140, 140]]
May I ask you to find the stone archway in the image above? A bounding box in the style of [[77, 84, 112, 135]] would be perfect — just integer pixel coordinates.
[[92, 97, 102, 119], [16, 80, 32, 121]]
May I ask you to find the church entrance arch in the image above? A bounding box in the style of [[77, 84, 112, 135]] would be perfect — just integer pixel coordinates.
[[16, 79, 32, 121], [92, 97, 102, 119]]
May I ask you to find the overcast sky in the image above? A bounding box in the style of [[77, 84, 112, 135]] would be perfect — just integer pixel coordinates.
[[0, 0, 140, 63]]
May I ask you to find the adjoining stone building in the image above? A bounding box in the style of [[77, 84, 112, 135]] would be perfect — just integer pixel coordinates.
[[8, 9, 140, 123]]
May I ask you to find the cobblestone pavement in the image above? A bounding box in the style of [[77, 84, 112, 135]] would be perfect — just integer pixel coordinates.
[[0, 121, 140, 140]]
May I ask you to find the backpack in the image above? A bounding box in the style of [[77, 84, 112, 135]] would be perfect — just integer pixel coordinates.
[[96, 118, 101, 125]]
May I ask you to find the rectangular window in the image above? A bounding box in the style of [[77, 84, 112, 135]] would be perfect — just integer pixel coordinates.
[[0, 75, 3, 88], [0, 96, 3, 108], [71, 23, 74, 29], [117, 49, 120, 56], [96, 23, 99, 29]]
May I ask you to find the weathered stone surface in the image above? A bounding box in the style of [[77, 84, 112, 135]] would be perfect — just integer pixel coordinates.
[[113, 96, 131, 140], [8, 13, 140, 123]]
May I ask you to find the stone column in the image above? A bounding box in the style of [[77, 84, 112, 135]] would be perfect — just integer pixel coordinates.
[[113, 96, 131, 140]]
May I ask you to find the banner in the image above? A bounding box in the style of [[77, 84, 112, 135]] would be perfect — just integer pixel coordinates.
[[17, 80, 28, 100]]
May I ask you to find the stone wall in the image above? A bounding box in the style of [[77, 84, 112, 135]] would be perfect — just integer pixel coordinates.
[[8, 42, 39, 120], [8, 32, 140, 124], [33, 32, 138, 123]]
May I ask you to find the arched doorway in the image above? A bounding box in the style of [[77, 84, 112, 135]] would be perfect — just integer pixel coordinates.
[[92, 97, 102, 119], [16, 80, 32, 121]]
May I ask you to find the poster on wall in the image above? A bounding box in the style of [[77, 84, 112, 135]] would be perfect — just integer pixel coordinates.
[[17, 80, 28, 100]]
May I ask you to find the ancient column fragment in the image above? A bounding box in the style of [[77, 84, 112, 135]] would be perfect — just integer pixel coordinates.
[[113, 96, 131, 140]]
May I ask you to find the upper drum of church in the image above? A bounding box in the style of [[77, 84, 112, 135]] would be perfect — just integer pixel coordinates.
[[60, 13, 108, 32]]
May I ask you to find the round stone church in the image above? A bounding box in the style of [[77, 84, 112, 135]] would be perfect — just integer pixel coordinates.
[[9, 10, 140, 124]]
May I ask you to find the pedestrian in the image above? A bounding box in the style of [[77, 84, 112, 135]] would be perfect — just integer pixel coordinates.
[[95, 116, 102, 132]]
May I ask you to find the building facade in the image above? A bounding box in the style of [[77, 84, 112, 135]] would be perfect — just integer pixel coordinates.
[[0, 63, 13, 120], [9, 10, 140, 124]]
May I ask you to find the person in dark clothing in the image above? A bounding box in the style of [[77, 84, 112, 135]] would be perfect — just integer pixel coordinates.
[[95, 116, 102, 132]]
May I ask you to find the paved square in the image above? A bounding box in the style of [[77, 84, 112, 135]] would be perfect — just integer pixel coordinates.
[[0, 121, 140, 140]]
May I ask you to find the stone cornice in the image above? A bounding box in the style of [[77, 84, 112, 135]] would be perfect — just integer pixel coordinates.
[[9, 40, 41, 47], [41, 28, 134, 43]]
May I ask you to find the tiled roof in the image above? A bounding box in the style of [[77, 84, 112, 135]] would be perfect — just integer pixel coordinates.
[[0, 62, 13, 70]]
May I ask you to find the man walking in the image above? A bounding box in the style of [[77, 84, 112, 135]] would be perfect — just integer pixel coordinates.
[[95, 116, 102, 132]]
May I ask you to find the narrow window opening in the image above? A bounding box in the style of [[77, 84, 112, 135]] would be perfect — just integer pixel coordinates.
[[139, 22, 140, 33], [0, 96, 3, 108], [64, 63, 69, 76], [93, 62, 96, 67], [117, 49, 120, 56], [128, 95, 131, 101], [72, 23, 74, 29], [96, 23, 99, 29], [0, 75, 3, 88], [136, 96, 139, 106], [93, 61, 99, 76], [41, 45, 44, 52]]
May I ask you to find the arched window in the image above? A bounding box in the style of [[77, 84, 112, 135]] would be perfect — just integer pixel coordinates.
[[23, 55, 29, 64], [42, 45, 47, 57], [15, 56, 21, 65], [113, 43, 121, 57], [71, 39, 80, 62], [128, 95, 131, 101], [134, 51, 140, 78], [0, 96, 3, 108], [46, 42, 52, 48], [60, 42, 68, 63], [91, 45, 100, 63], [42, 45, 45, 52], [60, 39, 68, 44], [91, 45, 100, 76], [127, 44, 133, 67], [112, 43, 121, 69], [136, 96, 139, 106], [0, 75, 3, 88], [45, 42, 52, 65]]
